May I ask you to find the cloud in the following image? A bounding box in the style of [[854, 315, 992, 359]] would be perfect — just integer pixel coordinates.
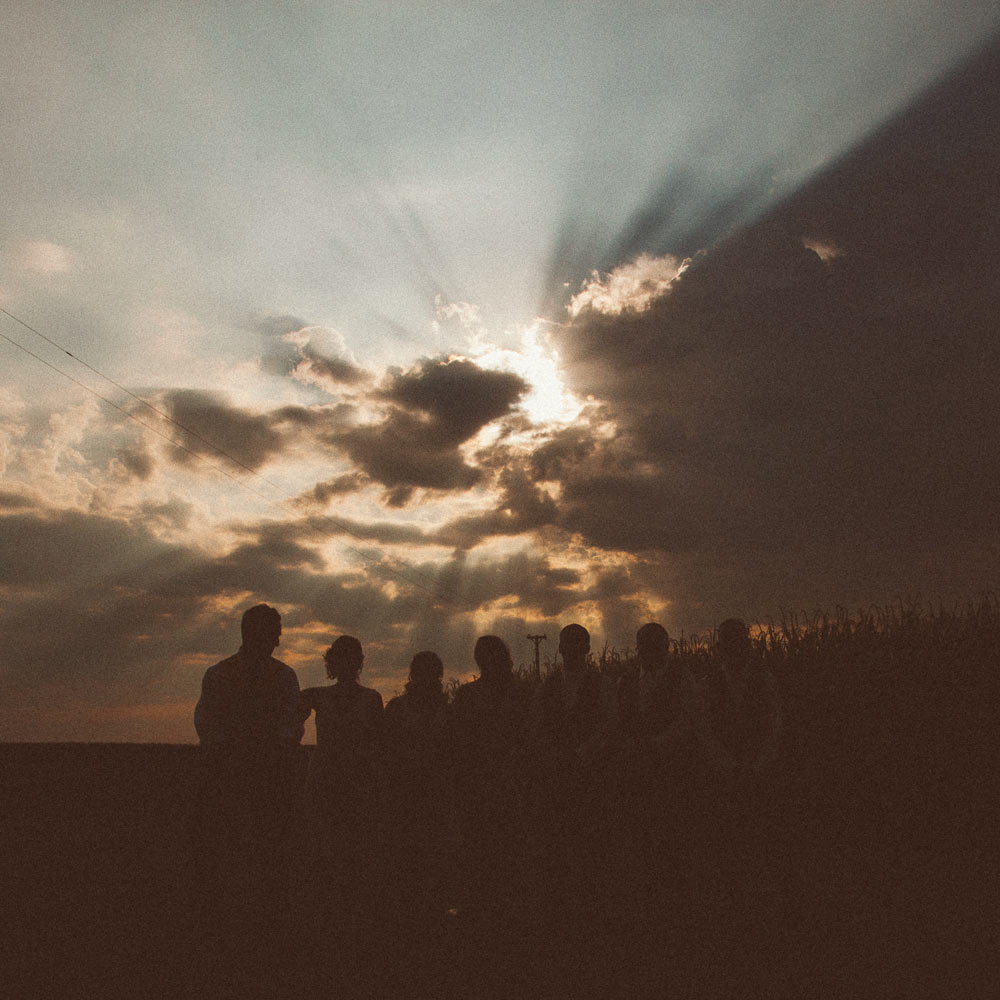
[[568, 253, 688, 318], [412, 547, 582, 619], [435, 465, 559, 548], [379, 356, 527, 441], [510, 42, 1000, 625], [0, 487, 36, 510], [292, 473, 369, 508], [334, 357, 527, 501], [114, 444, 155, 481], [159, 389, 288, 471], [256, 317, 370, 391], [21, 239, 77, 275], [539, 196, 1000, 620], [294, 345, 370, 388]]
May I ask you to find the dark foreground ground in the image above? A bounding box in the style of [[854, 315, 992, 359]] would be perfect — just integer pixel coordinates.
[[1, 730, 994, 1000]]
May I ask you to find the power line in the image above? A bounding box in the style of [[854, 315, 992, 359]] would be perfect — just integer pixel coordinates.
[[0, 309, 458, 607]]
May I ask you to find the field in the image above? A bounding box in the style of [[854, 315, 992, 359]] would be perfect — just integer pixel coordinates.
[[2, 600, 996, 998]]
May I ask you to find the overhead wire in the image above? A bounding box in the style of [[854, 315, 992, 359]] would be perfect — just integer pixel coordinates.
[[0, 307, 464, 609]]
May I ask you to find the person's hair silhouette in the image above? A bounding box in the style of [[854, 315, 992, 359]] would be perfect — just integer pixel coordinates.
[[404, 650, 445, 697], [636, 621, 670, 668], [241, 603, 282, 653], [717, 618, 752, 666], [558, 623, 590, 670], [473, 635, 513, 684], [324, 634, 365, 682]]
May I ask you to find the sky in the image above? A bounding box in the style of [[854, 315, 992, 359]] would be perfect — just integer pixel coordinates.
[[2, 2, 999, 741]]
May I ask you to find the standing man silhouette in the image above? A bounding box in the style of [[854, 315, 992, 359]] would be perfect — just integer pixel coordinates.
[[194, 603, 303, 747], [190, 604, 305, 995]]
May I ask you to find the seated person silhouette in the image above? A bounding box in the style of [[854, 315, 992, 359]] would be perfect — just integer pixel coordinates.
[[299, 636, 384, 888]]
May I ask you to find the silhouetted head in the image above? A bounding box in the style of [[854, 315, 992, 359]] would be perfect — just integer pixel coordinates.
[[559, 623, 590, 671], [474, 635, 513, 683], [325, 635, 364, 683], [240, 604, 282, 657], [636, 622, 670, 669], [717, 618, 751, 667], [405, 650, 444, 696]]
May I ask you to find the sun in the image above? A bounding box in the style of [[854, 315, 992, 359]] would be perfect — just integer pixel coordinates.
[[471, 322, 583, 427]]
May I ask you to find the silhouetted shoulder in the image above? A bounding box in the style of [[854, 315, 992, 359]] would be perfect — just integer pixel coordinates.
[[451, 678, 489, 718], [266, 655, 297, 677], [211, 651, 294, 681]]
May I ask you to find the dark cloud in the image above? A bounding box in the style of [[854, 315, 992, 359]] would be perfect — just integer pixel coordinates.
[[254, 314, 370, 388], [417, 548, 582, 619], [537, 39, 1000, 624], [292, 473, 368, 509], [338, 410, 484, 497], [436, 466, 559, 548], [115, 445, 154, 481], [231, 513, 432, 550], [380, 357, 527, 442], [0, 488, 36, 510], [294, 344, 370, 388], [161, 389, 287, 472], [136, 498, 193, 531], [272, 401, 357, 431], [335, 357, 528, 500]]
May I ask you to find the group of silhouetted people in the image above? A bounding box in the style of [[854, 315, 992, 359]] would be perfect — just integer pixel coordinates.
[[190, 602, 782, 997]]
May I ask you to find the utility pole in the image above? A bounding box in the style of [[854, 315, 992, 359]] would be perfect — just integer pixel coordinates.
[[526, 634, 547, 679]]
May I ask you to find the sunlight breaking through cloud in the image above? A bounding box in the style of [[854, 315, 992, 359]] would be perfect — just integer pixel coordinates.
[[568, 254, 688, 317], [469, 323, 583, 427]]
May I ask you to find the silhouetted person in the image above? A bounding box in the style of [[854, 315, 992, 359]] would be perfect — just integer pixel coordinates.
[[704, 618, 781, 776], [382, 652, 463, 992], [451, 636, 531, 922], [616, 621, 701, 761], [189, 604, 303, 994], [613, 623, 703, 990], [299, 636, 384, 881], [527, 624, 617, 984], [383, 651, 460, 910], [191, 604, 303, 854], [530, 623, 614, 758], [297, 635, 385, 993], [700, 618, 783, 998], [194, 603, 303, 748]]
